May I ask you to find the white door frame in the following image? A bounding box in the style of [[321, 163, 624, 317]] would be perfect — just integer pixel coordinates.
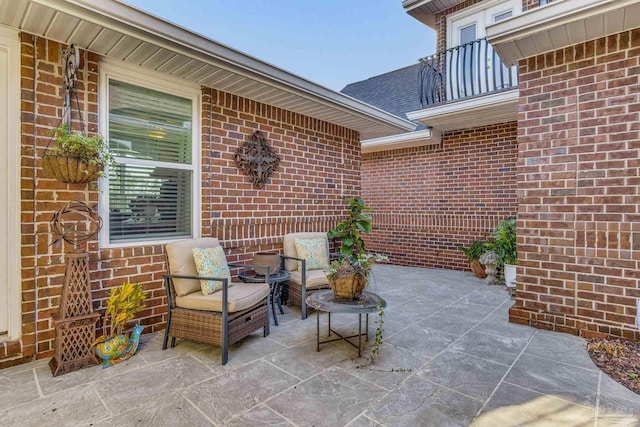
[[446, 0, 521, 98], [0, 25, 22, 341]]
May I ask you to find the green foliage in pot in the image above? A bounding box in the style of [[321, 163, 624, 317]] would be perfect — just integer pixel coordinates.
[[328, 197, 372, 261], [325, 253, 388, 282], [458, 240, 489, 261], [98, 282, 147, 341], [326, 197, 388, 282], [48, 124, 114, 177], [493, 217, 517, 266]]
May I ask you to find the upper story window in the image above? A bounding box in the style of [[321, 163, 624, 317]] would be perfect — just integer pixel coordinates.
[[99, 61, 201, 247]]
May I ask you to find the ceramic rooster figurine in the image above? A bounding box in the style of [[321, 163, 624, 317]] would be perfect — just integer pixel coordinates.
[[93, 324, 144, 368]]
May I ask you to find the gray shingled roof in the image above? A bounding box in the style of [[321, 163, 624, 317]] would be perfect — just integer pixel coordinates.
[[341, 63, 425, 131]]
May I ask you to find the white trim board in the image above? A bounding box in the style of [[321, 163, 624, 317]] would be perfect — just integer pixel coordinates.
[[0, 26, 21, 341], [487, 0, 640, 66], [362, 129, 441, 153], [406, 89, 518, 131]]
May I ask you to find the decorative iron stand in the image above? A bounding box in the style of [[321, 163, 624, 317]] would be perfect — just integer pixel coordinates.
[[49, 201, 103, 376]]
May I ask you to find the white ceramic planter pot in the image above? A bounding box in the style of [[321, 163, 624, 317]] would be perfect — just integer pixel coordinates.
[[504, 264, 516, 288]]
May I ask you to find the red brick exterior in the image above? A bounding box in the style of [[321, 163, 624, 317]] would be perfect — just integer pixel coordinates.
[[511, 29, 640, 340], [362, 123, 518, 269], [5, 33, 360, 366]]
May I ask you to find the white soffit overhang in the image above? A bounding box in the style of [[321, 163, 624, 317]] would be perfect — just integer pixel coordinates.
[[487, 0, 640, 67], [406, 89, 518, 132], [0, 0, 415, 140], [362, 129, 441, 153], [402, 0, 460, 29]]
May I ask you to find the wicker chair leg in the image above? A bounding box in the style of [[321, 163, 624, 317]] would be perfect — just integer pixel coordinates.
[[171, 337, 176, 348]]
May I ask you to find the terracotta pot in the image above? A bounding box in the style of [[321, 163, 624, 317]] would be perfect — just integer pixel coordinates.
[[252, 252, 281, 275], [329, 274, 368, 300], [469, 259, 487, 279]]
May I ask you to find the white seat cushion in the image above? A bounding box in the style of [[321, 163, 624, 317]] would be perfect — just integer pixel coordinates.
[[176, 282, 270, 313], [288, 269, 329, 289]]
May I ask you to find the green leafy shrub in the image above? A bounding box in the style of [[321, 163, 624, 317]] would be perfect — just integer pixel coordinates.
[[458, 240, 489, 261], [493, 217, 517, 266]]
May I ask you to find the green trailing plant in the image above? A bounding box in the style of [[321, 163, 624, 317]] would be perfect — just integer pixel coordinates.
[[370, 300, 385, 361], [493, 217, 517, 266], [48, 124, 114, 177]]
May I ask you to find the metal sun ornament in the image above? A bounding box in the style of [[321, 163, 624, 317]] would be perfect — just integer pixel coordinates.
[[234, 131, 280, 189]]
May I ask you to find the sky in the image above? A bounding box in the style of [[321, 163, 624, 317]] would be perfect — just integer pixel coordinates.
[[124, 0, 437, 91]]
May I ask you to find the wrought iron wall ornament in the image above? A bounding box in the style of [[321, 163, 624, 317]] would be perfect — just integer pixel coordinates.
[[234, 131, 280, 188], [61, 44, 80, 127]]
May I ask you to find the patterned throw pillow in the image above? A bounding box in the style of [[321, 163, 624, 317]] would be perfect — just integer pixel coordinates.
[[192, 246, 232, 295], [294, 238, 329, 271]]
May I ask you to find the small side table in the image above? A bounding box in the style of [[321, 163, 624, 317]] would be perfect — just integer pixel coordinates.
[[238, 270, 290, 326], [306, 290, 386, 357]]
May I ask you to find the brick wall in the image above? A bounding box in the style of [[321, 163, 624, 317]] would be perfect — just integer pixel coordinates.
[[7, 34, 360, 366], [362, 123, 518, 269], [511, 29, 640, 339]]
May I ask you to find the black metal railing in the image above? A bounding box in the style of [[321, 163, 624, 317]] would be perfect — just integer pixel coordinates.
[[418, 38, 518, 107]]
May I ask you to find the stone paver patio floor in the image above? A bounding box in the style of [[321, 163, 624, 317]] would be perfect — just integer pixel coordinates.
[[1, 264, 639, 426]]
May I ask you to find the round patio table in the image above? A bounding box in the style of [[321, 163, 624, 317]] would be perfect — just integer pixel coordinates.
[[306, 290, 386, 357], [238, 269, 289, 326]]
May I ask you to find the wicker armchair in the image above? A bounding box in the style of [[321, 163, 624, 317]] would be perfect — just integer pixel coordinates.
[[282, 232, 332, 319], [163, 238, 271, 365]]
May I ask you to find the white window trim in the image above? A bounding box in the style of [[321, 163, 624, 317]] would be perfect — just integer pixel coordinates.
[[98, 59, 202, 248], [447, 0, 522, 48], [0, 26, 21, 341]]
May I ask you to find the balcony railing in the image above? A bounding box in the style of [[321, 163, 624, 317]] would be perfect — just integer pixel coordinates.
[[418, 38, 518, 107]]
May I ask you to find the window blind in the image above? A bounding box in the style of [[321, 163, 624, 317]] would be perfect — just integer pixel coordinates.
[[107, 79, 194, 243]]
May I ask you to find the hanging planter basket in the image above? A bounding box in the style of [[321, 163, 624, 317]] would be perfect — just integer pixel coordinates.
[[42, 154, 103, 184]]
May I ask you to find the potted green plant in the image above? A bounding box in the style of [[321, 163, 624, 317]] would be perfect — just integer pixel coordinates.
[[458, 240, 489, 279], [327, 197, 388, 300], [43, 124, 114, 184], [493, 217, 517, 289], [92, 282, 146, 368]]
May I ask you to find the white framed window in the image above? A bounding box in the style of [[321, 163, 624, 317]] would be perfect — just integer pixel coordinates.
[[99, 60, 201, 247]]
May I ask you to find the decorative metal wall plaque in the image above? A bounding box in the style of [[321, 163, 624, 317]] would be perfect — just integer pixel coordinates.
[[234, 131, 280, 188]]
